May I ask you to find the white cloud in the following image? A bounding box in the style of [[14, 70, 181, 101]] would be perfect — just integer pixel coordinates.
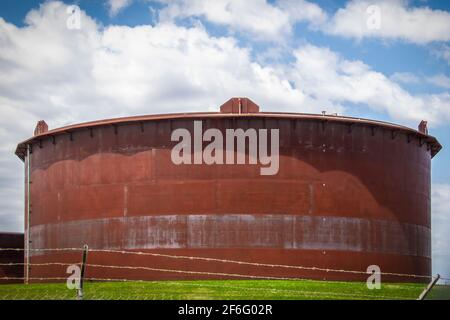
[[431, 184, 450, 278], [92, 23, 310, 113], [155, 0, 326, 41], [433, 44, 450, 66], [107, 0, 133, 17], [324, 0, 450, 44], [273, 0, 328, 27], [152, 0, 450, 44], [289, 44, 450, 125], [390, 72, 450, 91], [427, 74, 450, 90], [390, 72, 421, 85]]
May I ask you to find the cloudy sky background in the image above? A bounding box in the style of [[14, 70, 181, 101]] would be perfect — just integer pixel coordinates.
[[0, 0, 449, 277]]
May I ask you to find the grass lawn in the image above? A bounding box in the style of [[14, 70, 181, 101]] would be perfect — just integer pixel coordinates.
[[1, 279, 447, 300]]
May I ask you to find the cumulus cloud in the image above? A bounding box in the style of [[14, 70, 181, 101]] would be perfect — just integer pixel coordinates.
[[277, 0, 327, 27], [427, 74, 450, 90], [107, 0, 133, 17], [434, 45, 450, 66], [152, 0, 450, 44], [324, 0, 450, 44], [390, 72, 450, 91], [154, 0, 326, 41], [390, 72, 421, 85], [431, 184, 450, 278], [289, 44, 450, 125]]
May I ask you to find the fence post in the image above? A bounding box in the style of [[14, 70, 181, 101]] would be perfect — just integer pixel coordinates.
[[77, 244, 89, 300], [417, 274, 440, 300]]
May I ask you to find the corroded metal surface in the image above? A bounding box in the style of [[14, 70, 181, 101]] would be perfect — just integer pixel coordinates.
[[30, 215, 430, 257], [16, 109, 440, 282]]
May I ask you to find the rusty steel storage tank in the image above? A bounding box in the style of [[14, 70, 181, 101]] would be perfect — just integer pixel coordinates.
[[15, 98, 441, 282]]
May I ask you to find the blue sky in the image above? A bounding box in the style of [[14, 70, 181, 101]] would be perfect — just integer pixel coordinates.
[[0, 0, 449, 278]]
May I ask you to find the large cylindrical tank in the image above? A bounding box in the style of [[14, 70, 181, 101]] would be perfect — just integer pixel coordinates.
[[15, 98, 441, 282]]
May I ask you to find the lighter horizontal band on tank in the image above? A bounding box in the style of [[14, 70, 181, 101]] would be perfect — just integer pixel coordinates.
[[29, 214, 430, 258]]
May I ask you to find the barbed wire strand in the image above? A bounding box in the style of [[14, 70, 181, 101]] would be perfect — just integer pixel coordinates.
[[0, 262, 72, 267], [1, 247, 448, 280], [89, 248, 437, 279], [3, 262, 448, 283]]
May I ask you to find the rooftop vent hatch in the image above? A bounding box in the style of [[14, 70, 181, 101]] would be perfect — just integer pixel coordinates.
[[220, 97, 260, 114], [418, 120, 428, 135], [34, 120, 48, 136]]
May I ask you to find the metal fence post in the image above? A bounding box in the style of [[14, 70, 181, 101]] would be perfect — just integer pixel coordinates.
[[417, 274, 440, 300], [77, 244, 89, 300]]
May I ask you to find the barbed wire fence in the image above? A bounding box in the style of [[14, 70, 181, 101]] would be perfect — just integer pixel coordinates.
[[0, 247, 449, 300]]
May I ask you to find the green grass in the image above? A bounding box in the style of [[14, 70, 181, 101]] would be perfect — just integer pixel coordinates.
[[1, 279, 446, 300]]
